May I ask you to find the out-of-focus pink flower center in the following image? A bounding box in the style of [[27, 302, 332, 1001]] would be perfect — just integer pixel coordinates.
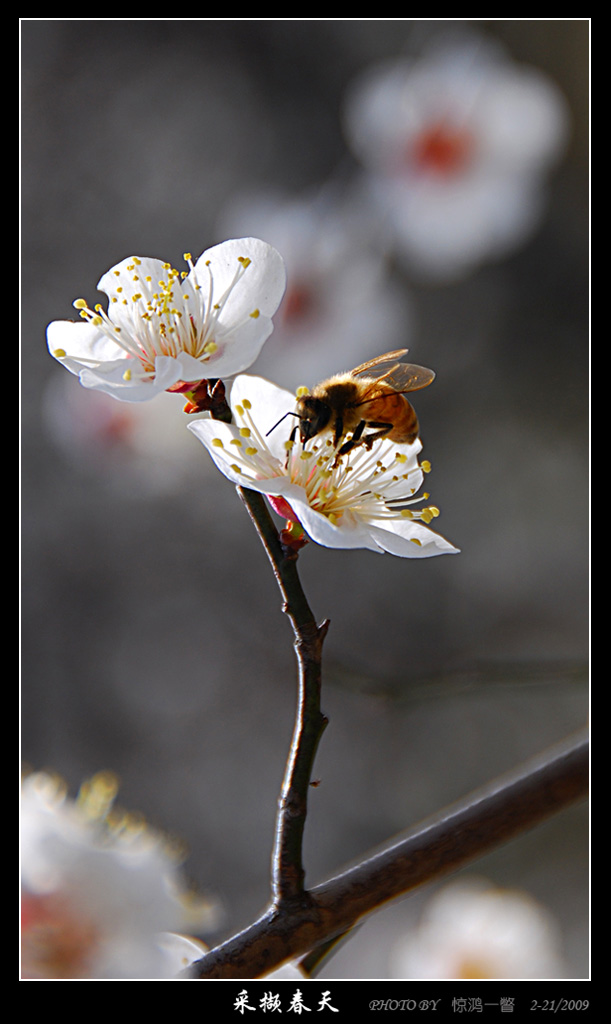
[[21, 891, 100, 979], [281, 282, 317, 326], [410, 121, 474, 177]]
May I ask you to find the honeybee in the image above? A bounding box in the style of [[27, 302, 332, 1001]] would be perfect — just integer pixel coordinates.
[[272, 350, 435, 456]]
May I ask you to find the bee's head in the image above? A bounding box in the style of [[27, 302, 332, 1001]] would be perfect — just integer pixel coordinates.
[[266, 395, 332, 444], [295, 395, 331, 441]]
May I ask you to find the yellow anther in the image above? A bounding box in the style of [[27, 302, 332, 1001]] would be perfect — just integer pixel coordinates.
[[183, 253, 192, 262], [296, 386, 309, 398], [229, 439, 242, 446], [53, 348, 66, 358], [242, 399, 252, 410], [410, 537, 422, 546], [237, 256, 252, 268], [73, 298, 88, 309], [122, 369, 132, 381], [230, 464, 242, 473], [394, 453, 407, 463], [421, 460, 431, 473], [400, 509, 414, 518], [249, 308, 260, 319], [239, 427, 251, 437], [245, 447, 258, 456], [212, 438, 224, 448]]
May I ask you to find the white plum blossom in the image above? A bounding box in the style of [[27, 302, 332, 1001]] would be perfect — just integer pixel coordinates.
[[343, 34, 569, 281], [393, 877, 565, 979], [47, 237, 286, 402], [188, 375, 458, 558], [21, 771, 218, 980]]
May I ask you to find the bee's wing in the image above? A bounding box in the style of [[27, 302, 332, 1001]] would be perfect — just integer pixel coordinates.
[[353, 355, 436, 405], [350, 349, 410, 379], [382, 363, 436, 392]]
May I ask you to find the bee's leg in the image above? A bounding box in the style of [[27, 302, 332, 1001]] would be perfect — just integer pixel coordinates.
[[362, 422, 393, 450], [333, 415, 345, 448], [336, 418, 365, 456], [339, 420, 391, 455], [284, 422, 300, 467]]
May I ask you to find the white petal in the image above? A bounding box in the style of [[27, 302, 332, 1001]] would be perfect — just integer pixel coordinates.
[[367, 517, 460, 557], [477, 67, 569, 168], [79, 355, 184, 402], [47, 319, 126, 368], [97, 255, 169, 302], [276, 492, 383, 552], [205, 315, 277, 377], [187, 419, 254, 486], [225, 375, 298, 462], [192, 237, 286, 321]]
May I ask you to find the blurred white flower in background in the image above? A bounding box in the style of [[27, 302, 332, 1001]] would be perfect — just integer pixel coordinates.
[[219, 189, 412, 390], [343, 33, 569, 282], [21, 771, 218, 979], [393, 877, 565, 979], [47, 238, 286, 402], [188, 374, 458, 558], [42, 372, 213, 495]]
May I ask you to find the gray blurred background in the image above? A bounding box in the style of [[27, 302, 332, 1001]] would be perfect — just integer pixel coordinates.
[[21, 20, 589, 978]]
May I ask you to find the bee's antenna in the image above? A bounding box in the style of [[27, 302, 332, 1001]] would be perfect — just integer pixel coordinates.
[[266, 411, 300, 437]]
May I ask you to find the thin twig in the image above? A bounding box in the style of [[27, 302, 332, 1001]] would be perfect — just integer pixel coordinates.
[[184, 726, 588, 979], [238, 486, 329, 908]]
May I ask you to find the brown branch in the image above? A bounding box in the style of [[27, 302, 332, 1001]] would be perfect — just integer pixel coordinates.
[[184, 726, 588, 979], [237, 486, 329, 908]]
